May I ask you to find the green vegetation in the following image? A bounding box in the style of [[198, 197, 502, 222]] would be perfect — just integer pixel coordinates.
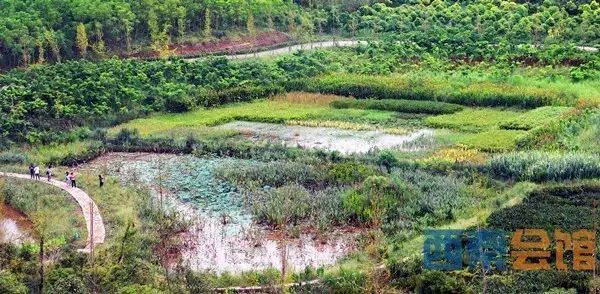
[[425, 108, 523, 131], [113, 99, 399, 137], [460, 130, 528, 152], [0, 178, 86, 249], [500, 106, 572, 131], [331, 98, 464, 115], [288, 73, 583, 108], [488, 151, 600, 182], [1, 0, 600, 292]]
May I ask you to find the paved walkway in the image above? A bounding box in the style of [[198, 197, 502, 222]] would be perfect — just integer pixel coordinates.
[[186, 40, 369, 61], [0, 172, 105, 253]]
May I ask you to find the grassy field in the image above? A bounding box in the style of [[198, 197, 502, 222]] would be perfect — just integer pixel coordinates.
[[112, 95, 406, 137]]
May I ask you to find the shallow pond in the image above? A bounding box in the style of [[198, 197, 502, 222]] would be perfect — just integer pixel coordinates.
[[217, 121, 435, 154], [0, 203, 34, 244], [86, 153, 357, 273]]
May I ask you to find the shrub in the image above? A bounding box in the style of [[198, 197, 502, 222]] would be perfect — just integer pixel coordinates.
[[488, 151, 600, 182], [342, 176, 400, 226], [0, 152, 26, 164], [331, 98, 464, 114], [415, 271, 468, 293], [45, 268, 88, 294], [0, 271, 27, 294], [199, 85, 284, 108], [327, 162, 378, 185], [322, 268, 367, 294], [376, 150, 399, 173]]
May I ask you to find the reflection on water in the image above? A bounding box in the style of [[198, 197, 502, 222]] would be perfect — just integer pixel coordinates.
[[86, 153, 357, 273], [0, 203, 34, 244]]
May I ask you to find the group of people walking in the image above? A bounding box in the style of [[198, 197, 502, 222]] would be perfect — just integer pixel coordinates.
[[28, 164, 51, 181], [28, 164, 105, 188]]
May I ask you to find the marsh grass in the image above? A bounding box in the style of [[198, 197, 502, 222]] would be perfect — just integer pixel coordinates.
[[289, 71, 600, 108], [274, 92, 344, 106], [499, 106, 572, 130], [112, 100, 400, 137], [488, 151, 600, 182], [425, 108, 523, 132]]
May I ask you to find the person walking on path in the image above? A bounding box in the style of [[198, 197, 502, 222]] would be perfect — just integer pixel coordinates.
[[98, 175, 104, 188], [46, 166, 53, 181], [29, 164, 34, 179], [33, 165, 40, 180], [65, 171, 71, 187], [70, 172, 77, 188]]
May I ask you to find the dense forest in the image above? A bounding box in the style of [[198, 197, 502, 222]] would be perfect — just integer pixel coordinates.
[[1, 0, 599, 67]]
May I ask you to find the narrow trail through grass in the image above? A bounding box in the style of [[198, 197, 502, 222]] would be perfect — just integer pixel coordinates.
[[0, 172, 105, 253]]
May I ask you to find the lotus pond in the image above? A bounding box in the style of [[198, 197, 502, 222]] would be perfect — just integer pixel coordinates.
[[86, 153, 357, 273]]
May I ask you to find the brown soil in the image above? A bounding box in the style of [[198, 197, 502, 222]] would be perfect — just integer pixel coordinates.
[[128, 31, 291, 59]]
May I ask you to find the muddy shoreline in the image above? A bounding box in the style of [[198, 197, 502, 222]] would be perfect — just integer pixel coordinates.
[[0, 202, 35, 244]]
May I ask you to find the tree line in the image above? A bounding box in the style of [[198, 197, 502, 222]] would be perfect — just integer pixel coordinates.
[[1, 0, 599, 68]]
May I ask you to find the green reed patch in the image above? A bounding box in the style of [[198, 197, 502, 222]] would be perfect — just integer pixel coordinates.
[[330, 99, 464, 115], [499, 106, 572, 130], [425, 108, 522, 132], [488, 151, 600, 182], [287, 73, 576, 108]]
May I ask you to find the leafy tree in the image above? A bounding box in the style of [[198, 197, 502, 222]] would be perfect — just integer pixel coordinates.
[[75, 23, 89, 58]]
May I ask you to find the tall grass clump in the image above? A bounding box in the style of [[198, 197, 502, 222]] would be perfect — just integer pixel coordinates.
[[488, 151, 600, 182], [287, 73, 572, 108], [331, 99, 464, 114], [214, 160, 323, 188], [251, 184, 350, 229]]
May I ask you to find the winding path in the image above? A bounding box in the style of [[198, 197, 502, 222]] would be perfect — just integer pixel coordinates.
[[187, 40, 369, 61], [0, 172, 105, 253], [184, 39, 597, 62]]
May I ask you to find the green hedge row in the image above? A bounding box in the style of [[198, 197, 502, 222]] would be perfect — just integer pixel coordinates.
[[330, 98, 464, 114], [287, 74, 567, 108], [488, 151, 600, 182]]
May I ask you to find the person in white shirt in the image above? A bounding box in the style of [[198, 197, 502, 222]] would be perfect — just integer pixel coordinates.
[[33, 165, 40, 180]]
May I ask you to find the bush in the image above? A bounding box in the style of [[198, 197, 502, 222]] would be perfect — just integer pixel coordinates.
[[322, 268, 367, 294], [45, 268, 88, 294], [198, 85, 284, 108], [487, 183, 600, 233], [331, 98, 464, 114], [342, 176, 400, 225], [488, 151, 600, 182], [415, 271, 468, 294], [0, 271, 27, 294], [0, 151, 26, 164], [327, 162, 378, 185]]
